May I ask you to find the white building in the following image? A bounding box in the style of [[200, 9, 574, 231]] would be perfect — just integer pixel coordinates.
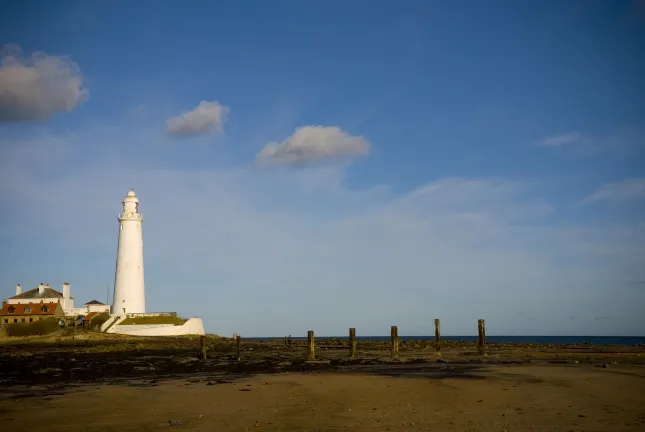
[[8, 282, 72, 310], [111, 189, 146, 314], [6, 283, 109, 316], [84, 300, 110, 314]]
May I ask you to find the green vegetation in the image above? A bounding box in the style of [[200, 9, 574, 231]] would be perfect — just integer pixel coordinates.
[[6, 318, 60, 336], [119, 315, 187, 326], [88, 312, 111, 331]]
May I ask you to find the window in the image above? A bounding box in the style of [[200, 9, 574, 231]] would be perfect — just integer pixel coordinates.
[[13, 319, 17, 323], [3, 319, 7, 324], [25, 306, 32, 313], [21, 318, 25, 323], [29, 318, 33, 323], [42, 306, 49, 313], [7, 306, 15, 314]]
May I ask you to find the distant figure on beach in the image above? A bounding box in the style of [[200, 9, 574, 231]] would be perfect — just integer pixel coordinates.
[[288, 335, 292, 346]]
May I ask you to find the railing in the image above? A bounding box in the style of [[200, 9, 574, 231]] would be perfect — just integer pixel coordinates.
[[125, 312, 177, 318]]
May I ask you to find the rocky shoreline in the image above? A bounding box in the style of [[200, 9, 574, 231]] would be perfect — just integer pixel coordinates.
[[1, 332, 644, 398]]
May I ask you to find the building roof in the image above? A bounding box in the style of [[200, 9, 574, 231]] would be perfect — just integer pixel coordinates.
[[1, 302, 59, 316], [83, 312, 98, 322], [10, 287, 63, 300], [84, 300, 105, 305]]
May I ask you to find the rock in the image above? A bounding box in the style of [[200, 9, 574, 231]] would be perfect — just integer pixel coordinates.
[[171, 356, 199, 364], [34, 368, 63, 374], [168, 420, 182, 426]]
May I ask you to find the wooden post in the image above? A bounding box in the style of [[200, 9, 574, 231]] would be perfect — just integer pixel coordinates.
[[434, 319, 441, 352], [391, 325, 399, 357], [200, 335, 207, 360], [307, 330, 315, 360], [236, 334, 241, 361], [349, 327, 357, 359], [478, 319, 486, 354]]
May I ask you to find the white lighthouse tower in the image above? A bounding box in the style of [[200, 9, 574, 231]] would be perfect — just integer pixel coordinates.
[[111, 189, 146, 314]]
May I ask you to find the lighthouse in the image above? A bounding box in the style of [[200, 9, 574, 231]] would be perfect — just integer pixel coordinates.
[[111, 189, 146, 314]]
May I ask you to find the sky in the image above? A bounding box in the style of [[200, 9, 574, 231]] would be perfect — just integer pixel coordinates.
[[0, 0, 644, 336]]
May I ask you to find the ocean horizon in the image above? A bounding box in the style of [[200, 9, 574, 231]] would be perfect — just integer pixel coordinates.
[[243, 336, 645, 345]]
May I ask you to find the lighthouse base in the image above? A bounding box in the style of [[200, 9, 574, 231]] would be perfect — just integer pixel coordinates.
[[101, 313, 205, 336]]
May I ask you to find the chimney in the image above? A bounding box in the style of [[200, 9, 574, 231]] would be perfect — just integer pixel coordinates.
[[16, 284, 21, 296], [39, 283, 45, 294], [63, 282, 70, 309]]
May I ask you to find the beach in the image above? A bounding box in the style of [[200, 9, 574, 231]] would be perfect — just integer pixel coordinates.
[[1, 333, 644, 431]]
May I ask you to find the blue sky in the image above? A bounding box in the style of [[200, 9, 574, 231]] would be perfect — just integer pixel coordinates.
[[1, 0, 644, 336]]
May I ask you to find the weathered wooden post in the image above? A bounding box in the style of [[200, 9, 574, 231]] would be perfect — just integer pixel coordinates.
[[307, 330, 315, 360], [391, 325, 399, 357], [236, 334, 241, 361], [349, 327, 357, 359], [200, 335, 207, 360], [478, 319, 486, 354], [434, 319, 441, 352]]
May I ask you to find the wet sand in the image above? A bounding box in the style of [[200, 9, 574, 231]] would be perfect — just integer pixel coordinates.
[[2, 364, 645, 431], [1, 333, 644, 431]]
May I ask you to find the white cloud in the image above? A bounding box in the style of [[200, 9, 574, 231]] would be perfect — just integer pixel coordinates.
[[255, 125, 370, 166], [165, 100, 229, 137], [0, 44, 88, 123], [538, 131, 584, 147], [585, 177, 645, 203], [1, 128, 644, 337]]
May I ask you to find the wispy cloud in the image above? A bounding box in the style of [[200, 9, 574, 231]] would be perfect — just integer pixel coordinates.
[[537, 127, 644, 157], [165, 100, 229, 137], [538, 131, 585, 148], [255, 125, 370, 167], [0, 44, 88, 123], [585, 178, 645, 203]]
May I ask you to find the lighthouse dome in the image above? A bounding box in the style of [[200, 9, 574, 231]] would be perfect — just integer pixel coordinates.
[[120, 189, 140, 218]]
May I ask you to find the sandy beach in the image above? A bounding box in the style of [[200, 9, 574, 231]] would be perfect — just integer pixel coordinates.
[[1, 334, 644, 431]]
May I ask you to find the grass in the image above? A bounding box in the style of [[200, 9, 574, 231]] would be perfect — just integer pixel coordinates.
[[5, 318, 61, 336], [119, 316, 187, 326], [89, 312, 111, 331]]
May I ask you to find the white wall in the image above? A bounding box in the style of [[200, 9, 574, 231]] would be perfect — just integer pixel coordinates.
[[8, 297, 60, 305], [65, 307, 86, 316], [110, 318, 205, 336], [87, 304, 111, 313]]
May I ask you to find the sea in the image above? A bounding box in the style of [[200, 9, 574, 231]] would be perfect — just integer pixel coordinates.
[[251, 336, 645, 345]]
